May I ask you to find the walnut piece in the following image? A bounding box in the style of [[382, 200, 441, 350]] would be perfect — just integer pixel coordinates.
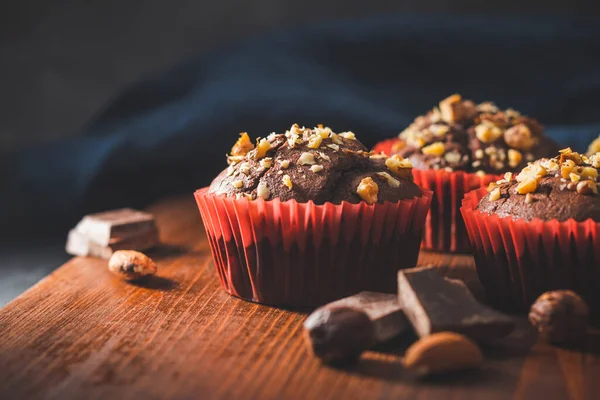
[[357, 177, 379, 205], [231, 132, 255, 157], [504, 124, 537, 151], [529, 290, 589, 344], [108, 250, 157, 280], [385, 155, 413, 180], [421, 142, 445, 157]]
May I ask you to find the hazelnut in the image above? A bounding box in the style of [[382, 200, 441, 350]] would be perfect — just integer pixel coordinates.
[[504, 124, 537, 151], [108, 250, 157, 280], [529, 290, 589, 344], [303, 307, 374, 364], [298, 152, 316, 165]]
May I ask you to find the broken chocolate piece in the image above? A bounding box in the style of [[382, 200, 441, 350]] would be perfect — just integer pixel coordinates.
[[73, 208, 157, 246], [398, 266, 514, 341], [303, 292, 408, 363], [66, 208, 159, 259]]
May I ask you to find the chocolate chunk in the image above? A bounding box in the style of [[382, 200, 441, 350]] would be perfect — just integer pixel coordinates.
[[398, 266, 514, 341], [303, 292, 408, 363], [66, 208, 159, 259]]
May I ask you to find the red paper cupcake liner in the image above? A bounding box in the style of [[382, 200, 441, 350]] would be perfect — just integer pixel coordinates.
[[373, 138, 501, 253], [194, 187, 432, 307], [461, 188, 600, 315]]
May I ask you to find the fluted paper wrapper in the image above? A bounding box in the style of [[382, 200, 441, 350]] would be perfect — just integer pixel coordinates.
[[461, 188, 600, 315], [194, 187, 432, 307], [374, 138, 500, 252]]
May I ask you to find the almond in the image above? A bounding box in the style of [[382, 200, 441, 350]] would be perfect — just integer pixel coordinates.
[[403, 332, 483, 376]]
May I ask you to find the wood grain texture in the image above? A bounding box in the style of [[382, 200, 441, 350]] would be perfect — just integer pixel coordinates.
[[0, 196, 598, 400]]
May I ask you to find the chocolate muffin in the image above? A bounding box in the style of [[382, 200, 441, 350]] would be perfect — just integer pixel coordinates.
[[374, 94, 560, 253], [208, 124, 421, 204], [196, 124, 432, 307], [394, 94, 559, 174], [477, 148, 600, 221], [461, 148, 600, 315]]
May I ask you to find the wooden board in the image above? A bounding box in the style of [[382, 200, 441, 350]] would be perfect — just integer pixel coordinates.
[[0, 196, 599, 400]]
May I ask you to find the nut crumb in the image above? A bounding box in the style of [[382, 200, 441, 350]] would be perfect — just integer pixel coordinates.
[[282, 175, 293, 190], [310, 165, 324, 173], [298, 152, 316, 165]]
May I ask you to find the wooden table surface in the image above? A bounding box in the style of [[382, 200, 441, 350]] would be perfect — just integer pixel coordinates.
[[1, 196, 599, 400]]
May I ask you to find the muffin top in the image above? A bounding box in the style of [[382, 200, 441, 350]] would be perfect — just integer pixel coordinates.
[[208, 124, 422, 205], [476, 148, 600, 222], [392, 94, 558, 174]]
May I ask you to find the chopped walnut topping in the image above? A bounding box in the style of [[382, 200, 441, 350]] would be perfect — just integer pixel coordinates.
[[508, 149, 522, 168], [231, 132, 255, 157], [489, 188, 501, 201], [330, 133, 343, 145], [430, 124, 450, 137], [439, 94, 463, 123], [298, 152, 316, 165], [369, 153, 387, 159], [474, 149, 484, 159], [444, 151, 462, 164], [517, 179, 538, 194], [385, 154, 413, 180], [232, 180, 244, 189], [307, 135, 323, 149], [282, 175, 293, 190], [227, 165, 236, 176], [259, 158, 272, 169], [475, 121, 503, 143], [504, 124, 537, 151], [254, 138, 271, 160], [339, 132, 356, 140], [315, 126, 332, 138], [257, 182, 270, 199], [327, 144, 340, 151], [310, 165, 324, 173], [318, 152, 331, 162], [239, 162, 251, 175], [376, 172, 400, 188], [421, 142, 445, 157], [357, 177, 379, 205], [475, 170, 486, 177], [487, 182, 498, 192], [577, 180, 598, 195], [280, 160, 290, 169]]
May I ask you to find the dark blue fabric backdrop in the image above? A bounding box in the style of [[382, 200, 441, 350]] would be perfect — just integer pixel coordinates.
[[3, 14, 600, 238]]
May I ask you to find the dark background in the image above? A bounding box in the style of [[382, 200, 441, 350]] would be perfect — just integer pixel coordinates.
[[1, 1, 600, 306]]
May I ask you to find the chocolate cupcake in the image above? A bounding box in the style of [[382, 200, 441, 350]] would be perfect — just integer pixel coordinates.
[[373, 94, 559, 252], [461, 148, 600, 315], [195, 124, 432, 307]]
